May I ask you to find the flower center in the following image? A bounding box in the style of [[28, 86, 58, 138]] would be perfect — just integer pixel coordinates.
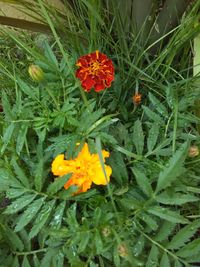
[[89, 61, 101, 75]]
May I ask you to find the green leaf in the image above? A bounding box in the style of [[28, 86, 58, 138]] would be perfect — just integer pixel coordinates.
[[0, 168, 17, 191], [156, 142, 188, 193], [78, 232, 90, 253], [7, 188, 27, 199], [147, 123, 159, 152], [149, 93, 168, 118], [34, 143, 44, 192], [33, 255, 41, 267], [22, 256, 31, 267], [156, 191, 198, 205], [140, 212, 158, 231], [132, 120, 144, 155], [146, 245, 159, 267], [52, 252, 64, 267], [12, 256, 20, 267], [174, 260, 182, 267], [29, 199, 56, 239], [44, 41, 59, 67], [47, 174, 72, 195], [154, 221, 176, 242], [16, 124, 28, 155], [4, 194, 36, 214], [49, 201, 66, 229], [131, 168, 153, 197], [133, 235, 145, 256], [176, 238, 200, 258], [17, 78, 35, 98], [0, 224, 24, 251], [109, 152, 128, 184], [1, 122, 15, 154], [160, 253, 170, 267], [95, 230, 103, 254], [142, 106, 162, 122], [2, 91, 13, 120], [11, 158, 30, 189], [148, 206, 188, 224], [167, 219, 200, 250], [15, 197, 46, 232]]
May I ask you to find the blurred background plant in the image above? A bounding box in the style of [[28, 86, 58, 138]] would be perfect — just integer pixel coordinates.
[[0, 0, 200, 266]]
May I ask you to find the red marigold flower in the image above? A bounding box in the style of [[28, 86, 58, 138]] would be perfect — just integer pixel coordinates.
[[76, 50, 114, 92]]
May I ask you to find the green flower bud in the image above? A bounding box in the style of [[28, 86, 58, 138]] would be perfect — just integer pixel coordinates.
[[28, 65, 44, 82]]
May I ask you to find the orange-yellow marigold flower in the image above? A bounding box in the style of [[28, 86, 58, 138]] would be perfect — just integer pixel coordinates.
[[76, 50, 114, 92], [51, 143, 112, 194]]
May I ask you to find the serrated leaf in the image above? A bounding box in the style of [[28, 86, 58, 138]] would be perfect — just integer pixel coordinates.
[[148, 206, 188, 224], [22, 256, 31, 267], [1, 122, 15, 154], [176, 238, 200, 258], [4, 194, 36, 214], [174, 260, 182, 267], [131, 168, 152, 197], [2, 91, 13, 120], [29, 199, 56, 239], [108, 152, 128, 184], [12, 256, 20, 267], [33, 255, 41, 267], [17, 78, 35, 98], [147, 123, 159, 152], [47, 174, 72, 195], [16, 124, 28, 155], [0, 169, 10, 191], [156, 191, 198, 205], [167, 219, 200, 250], [142, 106, 162, 122], [78, 232, 90, 253], [7, 188, 27, 199], [15, 197, 45, 232], [156, 142, 188, 193], [149, 93, 168, 118], [154, 221, 176, 242], [133, 235, 145, 256], [34, 143, 44, 192], [140, 212, 158, 231], [0, 168, 22, 190], [52, 252, 65, 267], [95, 230, 103, 254], [49, 201, 66, 229], [11, 158, 30, 189], [0, 224, 24, 251], [146, 245, 159, 267], [132, 120, 144, 155], [160, 253, 170, 267], [44, 41, 59, 67]]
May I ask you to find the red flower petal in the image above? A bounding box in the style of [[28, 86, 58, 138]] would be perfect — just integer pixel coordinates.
[[82, 77, 95, 91], [94, 82, 105, 92]]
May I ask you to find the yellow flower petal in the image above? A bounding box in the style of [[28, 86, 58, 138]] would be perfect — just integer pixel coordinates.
[[92, 164, 112, 185]]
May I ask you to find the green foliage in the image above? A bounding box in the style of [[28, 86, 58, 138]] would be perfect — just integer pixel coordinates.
[[0, 0, 200, 266]]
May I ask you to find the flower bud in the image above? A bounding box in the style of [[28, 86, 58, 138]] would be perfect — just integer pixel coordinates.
[[118, 243, 128, 258], [188, 145, 199, 158], [28, 65, 44, 82], [102, 227, 111, 237], [132, 93, 142, 105]]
